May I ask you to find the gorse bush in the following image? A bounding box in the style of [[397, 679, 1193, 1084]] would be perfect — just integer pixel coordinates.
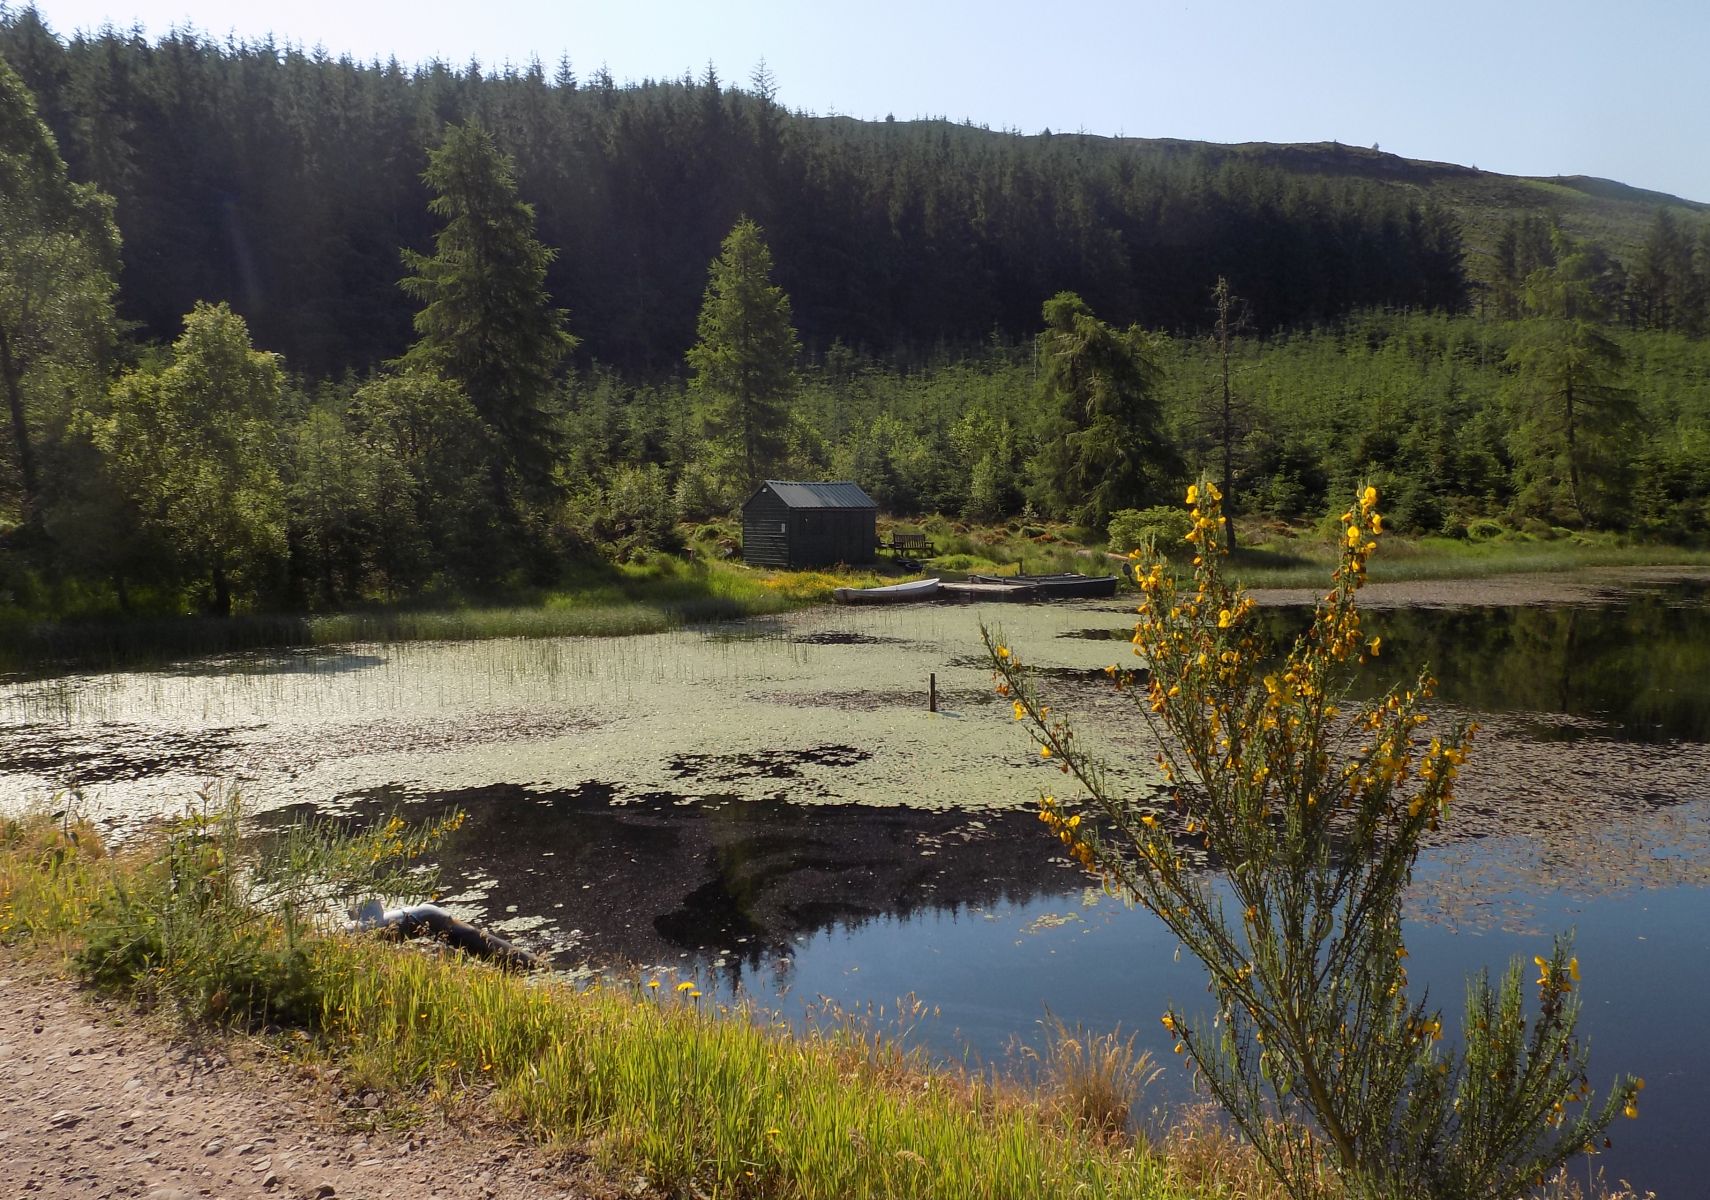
[[1108, 506, 1194, 555], [989, 482, 1641, 1200]]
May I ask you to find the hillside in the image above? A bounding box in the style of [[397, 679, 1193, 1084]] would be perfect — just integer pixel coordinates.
[[1, 6, 1704, 378], [1087, 134, 1706, 296]]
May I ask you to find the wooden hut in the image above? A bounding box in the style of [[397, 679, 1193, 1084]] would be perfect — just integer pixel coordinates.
[[741, 481, 877, 568]]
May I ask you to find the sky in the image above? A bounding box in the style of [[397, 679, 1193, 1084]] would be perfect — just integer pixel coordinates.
[[18, 0, 1710, 204]]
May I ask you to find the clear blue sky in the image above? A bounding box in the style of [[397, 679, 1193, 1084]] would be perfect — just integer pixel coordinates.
[[21, 0, 1710, 204]]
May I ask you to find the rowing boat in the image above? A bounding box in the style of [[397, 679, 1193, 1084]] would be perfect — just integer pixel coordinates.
[[831, 577, 942, 605]]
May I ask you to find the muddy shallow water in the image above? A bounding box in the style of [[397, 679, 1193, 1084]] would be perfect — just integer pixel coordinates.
[[3, 572, 1709, 1195]]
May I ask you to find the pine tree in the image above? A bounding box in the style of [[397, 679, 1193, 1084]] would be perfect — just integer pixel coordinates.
[[399, 121, 575, 498], [1029, 291, 1178, 526], [686, 218, 800, 489]]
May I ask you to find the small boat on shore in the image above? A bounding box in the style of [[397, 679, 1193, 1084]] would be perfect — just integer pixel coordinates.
[[964, 572, 1120, 599], [832, 577, 942, 605]]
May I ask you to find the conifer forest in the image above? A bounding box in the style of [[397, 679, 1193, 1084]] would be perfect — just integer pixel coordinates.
[[3, 7, 1709, 617]]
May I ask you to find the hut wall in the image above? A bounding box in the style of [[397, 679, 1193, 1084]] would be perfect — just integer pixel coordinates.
[[786, 509, 876, 568], [741, 490, 792, 567]]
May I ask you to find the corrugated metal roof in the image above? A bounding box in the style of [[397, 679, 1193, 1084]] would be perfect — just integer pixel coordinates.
[[755, 480, 877, 509]]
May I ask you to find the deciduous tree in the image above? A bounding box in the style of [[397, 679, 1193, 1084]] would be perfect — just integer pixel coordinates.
[[0, 58, 119, 533], [95, 302, 287, 614], [1507, 245, 1636, 525]]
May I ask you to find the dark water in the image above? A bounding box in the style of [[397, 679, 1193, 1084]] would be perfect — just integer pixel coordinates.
[[1326, 580, 1710, 745]]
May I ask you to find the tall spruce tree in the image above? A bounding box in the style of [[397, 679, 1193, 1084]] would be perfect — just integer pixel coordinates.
[[1030, 291, 1178, 526], [0, 58, 120, 534], [687, 217, 799, 489], [399, 121, 574, 499]]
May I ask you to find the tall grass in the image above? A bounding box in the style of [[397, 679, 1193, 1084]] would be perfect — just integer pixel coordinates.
[[320, 945, 1183, 1199], [3, 803, 1652, 1200], [0, 557, 896, 676], [0, 804, 1193, 1200]]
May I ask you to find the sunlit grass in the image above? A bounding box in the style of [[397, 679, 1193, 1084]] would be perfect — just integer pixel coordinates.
[[0, 557, 897, 675], [320, 945, 1186, 1199], [1, 809, 1192, 1200], [5, 520, 1704, 679], [2, 806, 1655, 1200]]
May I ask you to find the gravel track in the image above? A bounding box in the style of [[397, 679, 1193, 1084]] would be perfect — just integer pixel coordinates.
[[0, 963, 637, 1200]]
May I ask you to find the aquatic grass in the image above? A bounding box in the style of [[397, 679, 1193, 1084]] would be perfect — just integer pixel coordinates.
[[1019, 1013, 1165, 1140]]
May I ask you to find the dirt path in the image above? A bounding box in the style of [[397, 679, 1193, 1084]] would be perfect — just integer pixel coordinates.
[[0, 963, 634, 1200]]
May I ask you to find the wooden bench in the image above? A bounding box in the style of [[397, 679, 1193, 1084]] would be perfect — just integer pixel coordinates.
[[880, 530, 931, 557]]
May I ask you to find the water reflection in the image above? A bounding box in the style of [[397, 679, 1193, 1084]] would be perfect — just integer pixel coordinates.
[[1061, 579, 1710, 741], [1354, 593, 1710, 742], [275, 784, 1705, 1198], [259, 788, 1087, 972]]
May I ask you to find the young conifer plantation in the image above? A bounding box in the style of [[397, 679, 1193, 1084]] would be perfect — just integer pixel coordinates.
[[1, 7, 1708, 623]]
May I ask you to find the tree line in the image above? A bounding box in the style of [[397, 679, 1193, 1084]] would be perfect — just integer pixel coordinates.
[[4, 17, 1710, 624], [0, 6, 1466, 377]]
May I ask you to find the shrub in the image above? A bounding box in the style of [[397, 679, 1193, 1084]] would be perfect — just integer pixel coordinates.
[[72, 790, 462, 1028], [989, 482, 1639, 1200], [673, 459, 741, 522], [601, 464, 682, 557], [1108, 506, 1193, 554]]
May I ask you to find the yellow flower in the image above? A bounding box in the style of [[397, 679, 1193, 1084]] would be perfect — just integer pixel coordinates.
[[676, 980, 696, 992], [1040, 744, 1053, 759], [1361, 485, 1378, 512], [1346, 525, 1362, 548], [1217, 609, 1233, 629], [1186, 484, 1199, 505], [647, 980, 661, 990], [1371, 513, 1384, 533], [996, 645, 1010, 659], [1624, 1100, 1639, 1119], [1141, 814, 1157, 828], [689, 990, 702, 999], [1568, 956, 1581, 982], [1160, 1012, 1177, 1032], [1367, 636, 1382, 656], [1013, 701, 1025, 720]]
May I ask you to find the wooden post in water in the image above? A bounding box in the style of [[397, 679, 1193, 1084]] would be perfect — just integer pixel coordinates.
[[929, 672, 937, 713]]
